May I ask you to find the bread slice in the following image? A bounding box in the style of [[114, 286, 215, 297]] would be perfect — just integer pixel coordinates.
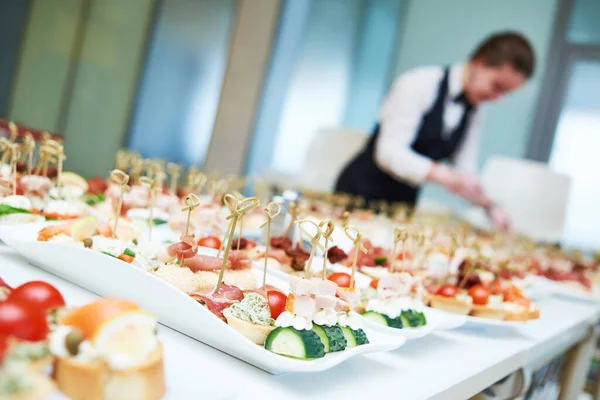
[[0, 373, 56, 400], [53, 344, 165, 400], [429, 295, 472, 315], [223, 308, 274, 345], [504, 304, 540, 321], [470, 304, 505, 320]]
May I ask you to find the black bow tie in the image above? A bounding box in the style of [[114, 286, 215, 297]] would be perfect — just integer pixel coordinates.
[[453, 92, 474, 110]]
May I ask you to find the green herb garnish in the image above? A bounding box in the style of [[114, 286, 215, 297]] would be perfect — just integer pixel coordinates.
[[151, 218, 167, 226], [100, 251, 116, 258], [374, 257, 388, 266], [123, 248, 136, 257], [0, 204, 31, 217]]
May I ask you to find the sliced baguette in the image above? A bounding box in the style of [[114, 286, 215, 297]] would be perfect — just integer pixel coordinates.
[[470, 304, 505, 320], [429, 295, 472, 315], [53, 344, 165, 400]]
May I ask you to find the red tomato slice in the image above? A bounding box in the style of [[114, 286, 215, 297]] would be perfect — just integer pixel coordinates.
[[436, 284, 458, 298], [0, 333, 8, 363], [468, 284, 491, 305], [198, 236, 222, 250], [266, 291, 287, 319], [0, 300, 49, 341], [8, 281, 65, 312], [328, 272, 352, 288], [369, 279, 379, 289], [118, 254, 135, 263]]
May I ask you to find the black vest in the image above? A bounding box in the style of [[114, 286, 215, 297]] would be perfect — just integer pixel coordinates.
[[335, 67, 474, 206]]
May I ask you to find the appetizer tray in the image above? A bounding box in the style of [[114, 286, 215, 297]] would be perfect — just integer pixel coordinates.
[[0, 224, 407, 374], [529, 275, 600, 303]]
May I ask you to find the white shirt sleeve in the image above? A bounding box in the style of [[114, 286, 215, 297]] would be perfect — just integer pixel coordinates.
[[451, 111, 482, 175], [374, 68, 441, 187]]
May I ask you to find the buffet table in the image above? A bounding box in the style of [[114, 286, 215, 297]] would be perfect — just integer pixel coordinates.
[[1, 246, 598, 400]]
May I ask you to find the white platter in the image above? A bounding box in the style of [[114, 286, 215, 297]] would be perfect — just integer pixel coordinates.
[[425, 306, 536, 327], [351, 308, 460, 339], [0, 224, 406, 374], [529, 275, 600, 303]]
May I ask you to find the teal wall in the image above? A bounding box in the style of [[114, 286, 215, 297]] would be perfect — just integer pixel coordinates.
[[394, 0, 560, 209]]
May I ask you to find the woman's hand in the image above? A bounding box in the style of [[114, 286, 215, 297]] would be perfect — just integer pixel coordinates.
[[486, 205, 513, 233], [428, 164, 487, 204]]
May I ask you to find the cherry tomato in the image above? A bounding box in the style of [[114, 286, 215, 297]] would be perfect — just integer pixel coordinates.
[[468, 284, 491, 305], [328, 272, 352, 288], [436, 284, 458, 298], [8, 281, 65, 312], [118, 254, 135, 263], [0, 334, 8, 363], [504, 291, 531, 308], [266, 291, 287, 319], [0, 300, 49, 341], [198, 236, 222, 250], [489, 280, 506, 295], [369, 279, 379, 289]]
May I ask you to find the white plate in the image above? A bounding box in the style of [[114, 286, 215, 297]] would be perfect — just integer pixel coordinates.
[[425, 306, 535, 327], [0, 225, 406, 374], [529, 275, 600, 302], [352, 308, 460, 339]]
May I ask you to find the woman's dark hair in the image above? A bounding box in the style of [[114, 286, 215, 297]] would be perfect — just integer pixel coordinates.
[[471, 32, 535, 78]]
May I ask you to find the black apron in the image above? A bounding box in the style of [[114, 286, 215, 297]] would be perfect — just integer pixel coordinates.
[[335, 67, 475, 206]]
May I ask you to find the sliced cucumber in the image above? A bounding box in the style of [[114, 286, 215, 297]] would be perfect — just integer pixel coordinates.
[[264, 327, 325, 359], [415, 311, 427, 326], [340, 326, 357, 347], [387, 316, 403, 329], [351, 328, 369, 345], [399, 312, 411, 328], [362, 311, 403, 329], [311, 325, 330, 353], [322, 325, 347, 352], [340, 325, 369, 347], [362, 311, 389, 326]]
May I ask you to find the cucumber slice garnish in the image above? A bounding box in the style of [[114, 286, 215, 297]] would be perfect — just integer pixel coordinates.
[[311, 325, 330, 353], [321, 325, 347, 352], [264, 327, 325, 359]]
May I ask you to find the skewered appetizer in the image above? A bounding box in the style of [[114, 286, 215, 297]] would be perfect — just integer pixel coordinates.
[[218, 276, 368, 359], [50, 298, 165, 400], [352, 272, 427, 329]]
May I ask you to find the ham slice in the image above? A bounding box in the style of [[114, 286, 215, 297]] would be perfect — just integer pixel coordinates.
[[263, 248, 292, 265], [227, 250, 252, 270], [190, 284, 244, 321], [243, 284, 283, 298], [184, 254, 231, 272], [167, 234, 198, 260]]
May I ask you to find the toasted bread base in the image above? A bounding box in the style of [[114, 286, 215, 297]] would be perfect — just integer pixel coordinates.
[[504, 306, 540, 321], [429, 295, 472, 315], [223, 308, 274, 345], [470, 305, 505, 320], [53, 344, 165, 400]]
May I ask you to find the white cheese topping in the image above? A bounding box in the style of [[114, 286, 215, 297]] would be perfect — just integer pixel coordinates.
[[366, 296, 423, 318], [275, 311, 313, 331], [0, 195, 32, 210], [44, 200, 85, 216], [92, 236, 128, 257], [48, 234, 84, 247], [126, 207, 170, 222], [337, 313, 361, 330], [312, 307, 338, 327]]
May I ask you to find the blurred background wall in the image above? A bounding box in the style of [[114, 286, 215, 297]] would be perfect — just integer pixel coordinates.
[[0, 0, 598, 249]]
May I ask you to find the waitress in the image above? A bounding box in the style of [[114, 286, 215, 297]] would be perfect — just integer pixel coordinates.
[[335, 32, 535, 231]]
